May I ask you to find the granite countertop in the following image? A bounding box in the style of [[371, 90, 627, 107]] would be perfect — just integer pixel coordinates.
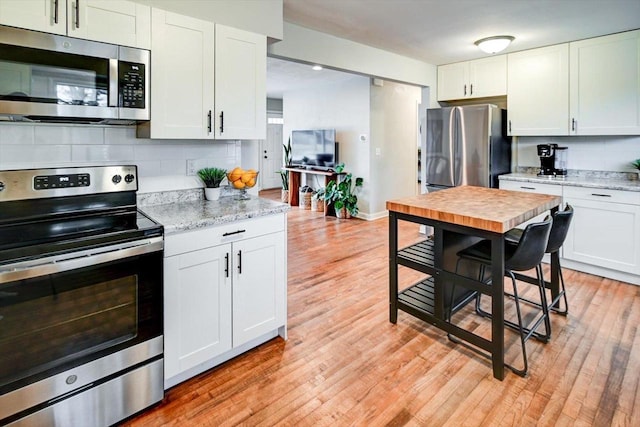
[[387, 186, 561, 233], [499, 173, 640, 192], [140, 196, 290, 235]]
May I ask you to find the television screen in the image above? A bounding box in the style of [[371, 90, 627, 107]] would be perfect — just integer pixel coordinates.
[[290, 129, 337, 170]]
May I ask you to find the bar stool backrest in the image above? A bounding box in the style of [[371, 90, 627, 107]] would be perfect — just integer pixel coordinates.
[[505, 216, 553, 272], [546, 204, 574, 254]]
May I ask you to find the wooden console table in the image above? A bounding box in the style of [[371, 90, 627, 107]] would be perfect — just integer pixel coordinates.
[[283, 167, 344, 216]]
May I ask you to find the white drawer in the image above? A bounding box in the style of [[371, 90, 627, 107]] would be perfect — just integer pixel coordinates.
[[499, 180, 563, 196], [563, 186, 640, 206], [165, 214, 286, 257]]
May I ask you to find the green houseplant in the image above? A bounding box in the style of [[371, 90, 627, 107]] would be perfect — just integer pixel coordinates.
[[632, 158, 640, 179], [276, 138, 292, 203], [323, 163, 363, 218], [197, 167, 227, 200]]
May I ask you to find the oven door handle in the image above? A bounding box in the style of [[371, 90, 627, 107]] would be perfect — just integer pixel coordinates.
[[0, 237, 163, 284]]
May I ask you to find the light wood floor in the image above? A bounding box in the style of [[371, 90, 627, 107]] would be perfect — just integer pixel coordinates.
[[126, 192, 640, 426]]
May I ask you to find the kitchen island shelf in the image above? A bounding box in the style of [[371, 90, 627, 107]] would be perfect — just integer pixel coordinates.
[[398, 277, 436, 316], [397, 238, 436, 275]]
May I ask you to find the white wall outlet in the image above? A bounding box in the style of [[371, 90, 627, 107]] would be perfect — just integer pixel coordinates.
[[375, 147, 381, 156], [186, 159, 197, 176]]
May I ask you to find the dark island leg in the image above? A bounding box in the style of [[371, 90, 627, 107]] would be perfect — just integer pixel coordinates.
[[490, 234, 506, 380], [389, 212, 399, 323]]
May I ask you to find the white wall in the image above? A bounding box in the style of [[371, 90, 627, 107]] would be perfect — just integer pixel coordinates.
[[0, 123, 241, 193], [370, 81, 422, 218], [283, 75, 371, 213], [516, 135, 640, 172]]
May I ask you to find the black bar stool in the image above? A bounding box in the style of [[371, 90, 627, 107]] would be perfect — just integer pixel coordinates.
[[504, 204, 573, 315], [451, 216, 553, 377]]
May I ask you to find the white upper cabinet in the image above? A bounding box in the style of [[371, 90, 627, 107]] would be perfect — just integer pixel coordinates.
[[148, 9, 214, 139], [569, 30, 640, 135], [0, 0, 150, 48], [507, 44, 570, 136], [144, 10, 266, 140], [0, 0, 67, 35], [214, 24, 266, 140], [437, 55, 507, 101]]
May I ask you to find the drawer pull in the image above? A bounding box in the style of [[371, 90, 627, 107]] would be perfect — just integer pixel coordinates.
[[520, 186, 536, 190], [237, 250, 242, 274], [225, 253, 229, 278], [591, 193, 612, 197], [223, 229, 246, 237]]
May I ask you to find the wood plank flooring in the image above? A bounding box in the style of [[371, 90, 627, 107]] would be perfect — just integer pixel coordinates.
[[125, 195, 640, 426]]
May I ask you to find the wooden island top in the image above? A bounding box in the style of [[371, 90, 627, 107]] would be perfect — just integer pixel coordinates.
[[386, 185, 562, 233]]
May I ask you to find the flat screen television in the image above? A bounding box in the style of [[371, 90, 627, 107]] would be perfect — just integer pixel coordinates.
[[290, 129, 338, 170]]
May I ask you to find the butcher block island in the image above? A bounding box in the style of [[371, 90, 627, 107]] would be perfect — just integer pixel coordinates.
[[386, 186, 561, 379], [141, 196, 290, 389]]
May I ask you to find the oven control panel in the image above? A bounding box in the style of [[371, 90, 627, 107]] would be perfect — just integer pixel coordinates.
[[34, 173, 90, 190]]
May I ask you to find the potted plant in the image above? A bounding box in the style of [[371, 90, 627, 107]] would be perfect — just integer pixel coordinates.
[[197, 167, 227, 200], [311, 187, 325, 212], [276, 138, 292, 203], [323, 163, 363, 218], [632, 158, 640, 180]]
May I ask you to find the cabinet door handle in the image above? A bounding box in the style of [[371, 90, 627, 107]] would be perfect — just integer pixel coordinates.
[[572, 118, 576, 131], [225, 253, 229, 278], [53, 0, 59, 24], [222, 229, 246, 237], [520, 186, 536, 190], [591, 193, 612, 197], [219, 111, 224, 134], [75, 0, 80, 28], [237, 250, 242, 274], [509, 120, 512, 133], [463, 84, 467, 96], [470, 84, 473, 95], [207, 110, 212, 133]]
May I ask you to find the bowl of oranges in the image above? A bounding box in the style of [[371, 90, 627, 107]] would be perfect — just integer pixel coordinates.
[[226, 167, 259, 199]]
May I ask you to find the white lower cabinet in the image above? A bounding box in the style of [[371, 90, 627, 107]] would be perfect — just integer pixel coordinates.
[[563, 187, 640, 275], [163, 214, 286, 387]]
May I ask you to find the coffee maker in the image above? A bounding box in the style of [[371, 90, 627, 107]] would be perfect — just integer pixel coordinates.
[[537, 144, 568, 177]]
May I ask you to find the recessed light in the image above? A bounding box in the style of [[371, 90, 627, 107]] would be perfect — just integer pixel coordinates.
[[312, 65, 323, 71]]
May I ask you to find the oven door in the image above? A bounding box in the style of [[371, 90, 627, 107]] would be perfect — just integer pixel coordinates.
[[0, 237, 163, 423]]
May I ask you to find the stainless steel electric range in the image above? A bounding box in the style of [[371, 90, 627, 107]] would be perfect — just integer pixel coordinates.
[[0, 165, 163, 426]]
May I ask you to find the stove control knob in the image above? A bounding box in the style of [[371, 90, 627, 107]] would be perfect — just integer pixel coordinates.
[[0, 181, 4, 192], [124, 174, 135, 184], [112, 174, 122, 184]]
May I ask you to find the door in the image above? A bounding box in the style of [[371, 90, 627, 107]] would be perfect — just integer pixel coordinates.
[[164, 244, 232, 379], [457, 105, 490, 187], [261, 114, 283, 189], [232, 232, 285, 347], [0, 0, 67, 35], [425, 107, 456, 187]]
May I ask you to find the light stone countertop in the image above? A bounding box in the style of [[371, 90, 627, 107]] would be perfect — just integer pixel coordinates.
[[499, 173, 640, 192], [140, 196, 290, 235]]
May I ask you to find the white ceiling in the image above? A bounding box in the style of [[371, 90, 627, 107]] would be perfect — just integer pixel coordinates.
[[267, 0, 640, 98]]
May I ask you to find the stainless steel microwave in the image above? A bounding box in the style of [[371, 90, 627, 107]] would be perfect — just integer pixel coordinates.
[[0, 25, 149, 123]]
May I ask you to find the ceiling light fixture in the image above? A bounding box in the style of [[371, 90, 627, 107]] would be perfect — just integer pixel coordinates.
[[312, 65, 323, 71], [474, 35, 515, 54]]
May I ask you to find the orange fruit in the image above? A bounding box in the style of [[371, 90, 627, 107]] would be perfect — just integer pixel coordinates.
[[247, 178, 256, 187], [241, 172, 254, 183], [228, 167, 243, 182], [232, 179, 246, 189]]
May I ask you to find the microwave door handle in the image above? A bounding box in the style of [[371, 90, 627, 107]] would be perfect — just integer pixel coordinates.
[[109, 59, 118, 107]]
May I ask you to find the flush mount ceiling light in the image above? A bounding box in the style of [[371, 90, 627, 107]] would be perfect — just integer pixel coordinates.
[[474, 35, 515, 54], [312, 65, 323, 71]]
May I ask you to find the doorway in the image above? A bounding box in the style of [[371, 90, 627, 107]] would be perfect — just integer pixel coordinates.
[[260, 112, 283, 189]]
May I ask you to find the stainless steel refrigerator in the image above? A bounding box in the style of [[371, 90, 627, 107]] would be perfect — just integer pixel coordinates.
[[422, 104, 511, 193]]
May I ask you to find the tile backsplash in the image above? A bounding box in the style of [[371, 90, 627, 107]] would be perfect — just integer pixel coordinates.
[[0, 123, 241, 192], [517, 135, 640, 172]]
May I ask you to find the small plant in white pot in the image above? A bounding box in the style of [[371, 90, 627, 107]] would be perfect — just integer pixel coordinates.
[[197, 167, 227, 200], [632, 158, 640, 180]]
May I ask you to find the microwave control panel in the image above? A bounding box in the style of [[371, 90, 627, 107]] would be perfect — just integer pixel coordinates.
[[119, 61, 145, 109]]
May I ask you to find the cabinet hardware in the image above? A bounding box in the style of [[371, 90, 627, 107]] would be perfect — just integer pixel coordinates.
[[75, 0, 80, 28], [207, 110, 212, 133], [520, 186, 536, 190], [470, 84, 473, 95], [572, 118, 576, 131], [591, 193, 612, 197], [264, 156, 268, 159], [225, 253, 229, 278], [53, 0, 59, 24], [237, 250, 242, 274], [464, 84, 467, 96], [222, 229, 246, 237], [509, 120, 512, 133], [219, 111, 224, 133]]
